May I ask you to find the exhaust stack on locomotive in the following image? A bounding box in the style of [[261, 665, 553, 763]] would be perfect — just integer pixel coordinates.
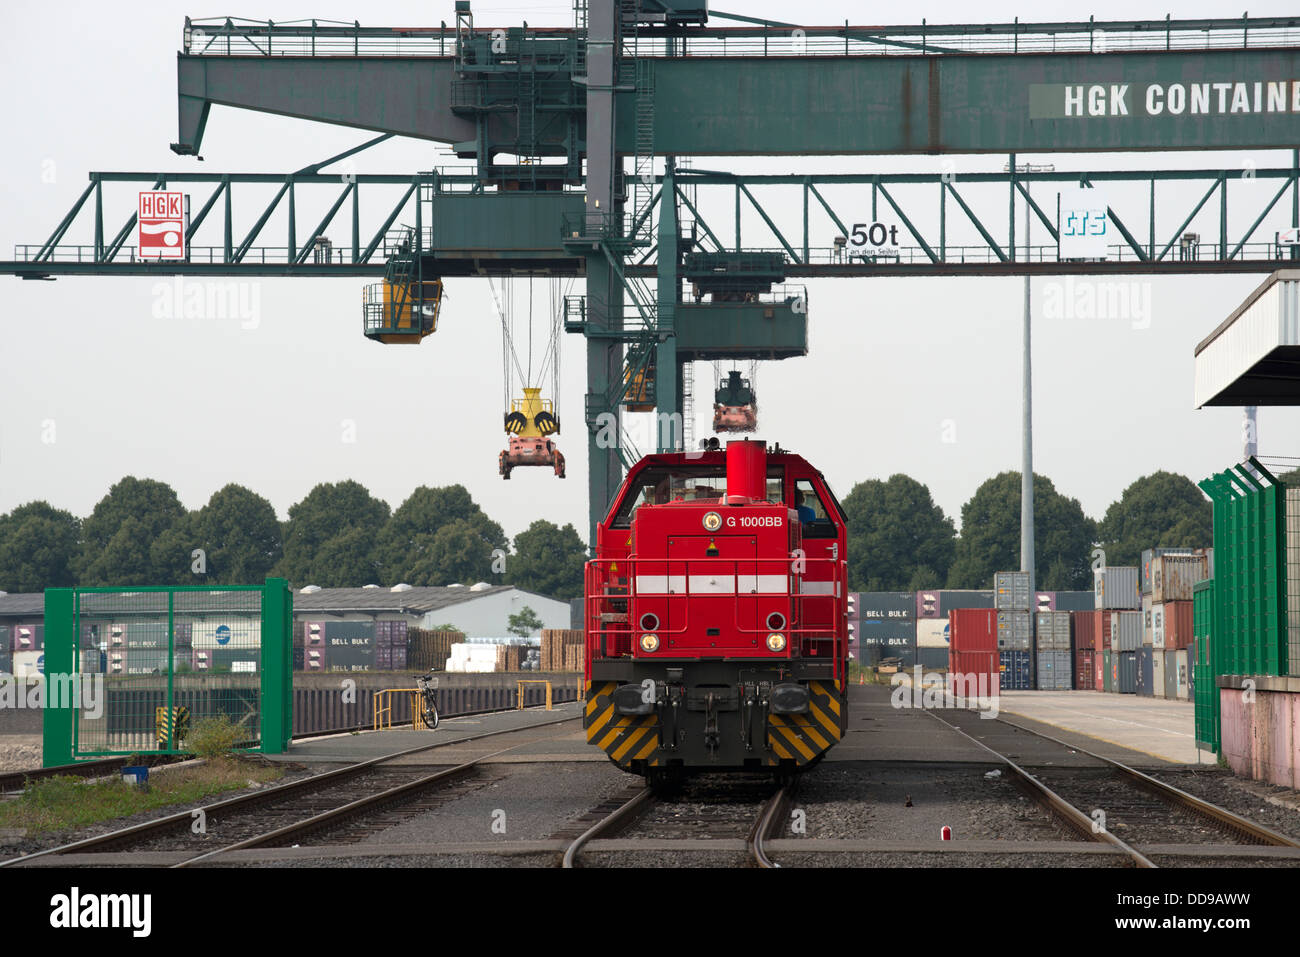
[[725, 438, 765, 502], [583, 440, 849, 786]]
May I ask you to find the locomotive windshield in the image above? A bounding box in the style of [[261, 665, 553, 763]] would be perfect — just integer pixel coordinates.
[[610, 466, 785, 528]]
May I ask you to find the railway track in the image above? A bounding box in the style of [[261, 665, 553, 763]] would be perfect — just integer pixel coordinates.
[[0, 699, 578, 793], [0, 755, 189, 795], [559, 775, 796, 868], [925, 707, 1300, 866], [0, 712, 581, 868]]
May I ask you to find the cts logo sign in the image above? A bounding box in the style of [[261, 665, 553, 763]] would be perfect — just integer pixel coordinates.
[[214, 625, 231, 646], [138, 191, 187, 260]]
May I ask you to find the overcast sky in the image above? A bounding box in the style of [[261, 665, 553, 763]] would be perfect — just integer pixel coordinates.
[[3, 0, 1299, 545]]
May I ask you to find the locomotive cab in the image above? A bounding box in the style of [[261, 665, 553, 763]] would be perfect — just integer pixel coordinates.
[[583, 440, 849, 784]]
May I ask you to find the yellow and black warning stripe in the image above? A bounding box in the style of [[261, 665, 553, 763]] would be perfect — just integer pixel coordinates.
[[586, 681, 660, 767], [766, 680, 843, 765]]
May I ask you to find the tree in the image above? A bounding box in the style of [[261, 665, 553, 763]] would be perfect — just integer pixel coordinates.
[[374, 485, 506, 586], [149, 512, 200, 586], [276, 480, 389, 587], [419, 518, 504, 585], [842, 475, 956, 590], [1098, 471, 1213, 568], [1276, 467, 1300, 488], [0, 502, 81, 592], [507, 605, 544, 638], [93, 516, 157, 586], [947, 472, 1097, 591], [78, 477, 186, 585], [310, 526, 386, 588], [508, 520, 587, 599], [193, 484, 282, 584]]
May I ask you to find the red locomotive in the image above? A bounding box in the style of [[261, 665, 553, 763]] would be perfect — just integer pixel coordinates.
[[583, 439, 849, 786]]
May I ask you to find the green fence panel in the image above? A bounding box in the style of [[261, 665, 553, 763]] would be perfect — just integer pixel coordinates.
[[1193, 578, 1216, 752], [42, 579, 292, 765], [42, 588, 76, 768], [1195, 458, 1291, 756]]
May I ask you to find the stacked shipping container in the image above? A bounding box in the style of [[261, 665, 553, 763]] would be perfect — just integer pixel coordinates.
[[1072, 610, 1109, 690], [296, 620, 413, 673], [1142, 552, 1208, 699], [949, 608, 1000, 694], [854, 592, 916, 668], [1067, 551, 1209, 701], [994, 573, 1034, 690], [1036, 611, 1073, 690], [1093, 568, 1141, 694]]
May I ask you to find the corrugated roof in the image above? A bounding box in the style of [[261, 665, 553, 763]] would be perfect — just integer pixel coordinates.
[[0, 593, 45, 617], [0, 585, 549, 619], [292, 585, 518, 614]]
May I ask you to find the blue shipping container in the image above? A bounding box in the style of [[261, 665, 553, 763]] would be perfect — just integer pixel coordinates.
[[1119, 650, 1139, 694], [999, 650, 1033, 690], [1138, 646, 1154, 697], [858, 617, 916, 666]]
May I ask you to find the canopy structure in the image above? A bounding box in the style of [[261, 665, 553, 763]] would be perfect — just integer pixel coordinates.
[[1195, 270, 1300, 407]]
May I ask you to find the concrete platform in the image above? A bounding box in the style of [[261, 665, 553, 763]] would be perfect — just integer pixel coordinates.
[[263, 702, 587, 765], [829, 684, 990, 764], [831, 684, 1192, 768], [995, 690, 1204, 766]]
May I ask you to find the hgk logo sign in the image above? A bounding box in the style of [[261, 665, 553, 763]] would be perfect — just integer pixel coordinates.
[[138, 191, 187, 260]]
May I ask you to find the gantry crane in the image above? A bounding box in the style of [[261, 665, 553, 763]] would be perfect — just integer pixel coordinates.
[[7, 5, 1300, 544]]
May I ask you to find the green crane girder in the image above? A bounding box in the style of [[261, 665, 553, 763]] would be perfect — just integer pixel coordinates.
[[170, 16, 1300, 158], [10, 164, 1300, 279]]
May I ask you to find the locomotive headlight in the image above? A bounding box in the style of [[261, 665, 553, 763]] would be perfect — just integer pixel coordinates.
[[766, 633, 787, 652], [702, 511, 723, 532], [640, 633, 660, 652]]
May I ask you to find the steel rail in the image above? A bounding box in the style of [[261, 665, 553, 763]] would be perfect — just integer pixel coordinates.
[[173, 729, 574, 867], [922, 709, 1157, 868], [993, 715, 1300, 848], [0, 712, 580, 867], [0, 756, 170, 794], [561, 788, 656, 869], [749, 781, 795, 869]]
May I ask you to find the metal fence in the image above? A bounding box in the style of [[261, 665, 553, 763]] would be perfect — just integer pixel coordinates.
[[1194, 460, 1293, 753], [42, 580, 292, 765]]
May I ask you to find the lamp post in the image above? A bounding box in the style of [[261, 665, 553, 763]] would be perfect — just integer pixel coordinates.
[[1004, 159, 1054, 599]]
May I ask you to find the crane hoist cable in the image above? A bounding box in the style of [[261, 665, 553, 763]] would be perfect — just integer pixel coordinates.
[[491, 276, 571, 479]]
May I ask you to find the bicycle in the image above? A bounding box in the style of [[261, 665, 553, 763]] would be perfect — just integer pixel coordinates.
[[414, 671, 440, 730]]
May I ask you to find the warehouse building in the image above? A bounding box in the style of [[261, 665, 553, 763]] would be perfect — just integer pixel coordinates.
[[0, 583, 568, 659], [292, 584, 570, 637]]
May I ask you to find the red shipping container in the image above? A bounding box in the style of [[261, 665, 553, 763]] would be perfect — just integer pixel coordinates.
[[1084, 610, 1114, 650], [949, 608, 998, 652], [1158, 601, 1195, 650], [1071, 611, 1096, 651], [948, 650, 1001, 697], [1075, 649, 1096, 690], [1093, 651, 1104, 691]]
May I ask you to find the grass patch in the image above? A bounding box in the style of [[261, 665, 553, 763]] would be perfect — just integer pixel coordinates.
[[187, 715, 248, 759], [0, 757, 284, 835]]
